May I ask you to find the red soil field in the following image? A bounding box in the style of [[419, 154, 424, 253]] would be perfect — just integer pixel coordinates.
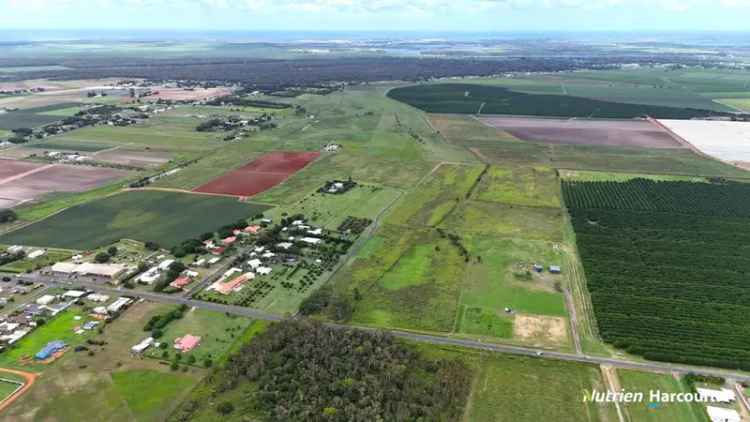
[[194, 151, 320, 197], [479, 116, 684, 149]]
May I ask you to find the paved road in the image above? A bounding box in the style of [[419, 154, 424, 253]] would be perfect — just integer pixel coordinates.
[[8, 271, 750, 383]]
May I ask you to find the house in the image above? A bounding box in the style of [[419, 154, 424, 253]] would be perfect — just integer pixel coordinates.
[[36, 295, 57, 306], [92, 306, 108, 316], [158, 259, 175, 271], [277, 242, 293, 250], [244, 225, 261, 234], [301, 237, 322, 245], [308, 228, 323, 236], [262, 252, 276, 259], [35, 340, 65, 360], [27, 249, 46, 259], [82, 321, 99, 330], [533, 264, 544, 273], [87, 293, 110, 303], [210, 247, 226, 256], [170, 276, 192, 289], [62, 290, 87, 299], [107, 297, 132, 313], [697, 387, 735, 403], [131, 337, 154, 354], [211, 272, 255, 295], [137, 267, 161, 284], [208, 257, 221, 265], [706, 406, 740, 422], [549, 265, 561, 274], [174, 334, 201, 352], [221, 236, 237, 245], [257, 267, 272, 276], [248, 259, 262, 269], [7, 246, 24, 255]]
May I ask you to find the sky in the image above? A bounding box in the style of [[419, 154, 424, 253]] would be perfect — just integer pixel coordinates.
[[4, 0, 750, 33]]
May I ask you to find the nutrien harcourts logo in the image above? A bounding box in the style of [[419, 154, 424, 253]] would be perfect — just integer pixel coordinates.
[[583, 389, 722, 404]]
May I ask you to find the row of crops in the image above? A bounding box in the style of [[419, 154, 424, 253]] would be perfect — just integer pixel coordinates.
[[387, 83, 729, 119], [564, 179, 750, 370]]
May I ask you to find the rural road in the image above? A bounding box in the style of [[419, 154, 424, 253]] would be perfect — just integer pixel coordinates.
[[8, 271, 750, 384]]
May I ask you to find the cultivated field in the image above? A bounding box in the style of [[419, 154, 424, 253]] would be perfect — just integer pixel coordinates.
[[658, 119, 750, 165], [0, 190, 270, 250], [0, 159, 128, 208], [134, 86, 232, 102], [194, 151, 320, 197], [564, 179, 750, 369], [388, 83, 727, 119], [480, 116, 683, 149], [430, 114, 748, 177], [0, 103, 84, 130], [92, 148, 172, 168]]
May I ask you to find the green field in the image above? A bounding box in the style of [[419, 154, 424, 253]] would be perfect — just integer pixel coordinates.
[[474, 165, 561, 207], [37, 105, 81, 117], [618, 370, 709, 422], [29, 139, 115, 152], [716, 98, 750, 112], [144, 308, 253, 364], [334, 225, 466, 332], [1, 190, 270, 249], [461, 352, 615, 422], [0, 103, 81, 130], [388, 83, 728, 119], [385, 164, 483, 227], [110, 370, 198, 421], [0, 309, 91, 371]]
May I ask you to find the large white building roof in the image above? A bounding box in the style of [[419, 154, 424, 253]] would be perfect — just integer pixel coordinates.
[[707, 406, 740, 422]]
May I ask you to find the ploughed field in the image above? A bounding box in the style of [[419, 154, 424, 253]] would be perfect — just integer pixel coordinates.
[[388, 83, 730, 119], [479, 116, 684, 149], [193, 151, 320, 197], [563, 178, 750, 370], [0, 158, 128, 209], [0, 190, 270, 249]]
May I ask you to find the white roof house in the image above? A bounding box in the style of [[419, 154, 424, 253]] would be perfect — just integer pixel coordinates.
[[131, 337, 154, 354], [107, 297, 132, 313], [158, 259, 175, 271], [137, 267, 161, 284], [301, 237, 322, 245], [36, 295, 56, 306], [248, 259, 263, 269], [277, 242, 293, 250], [27, 249, 46, 259], [92, 306, 108, 315], [697, 388, 736, 403], [707, 406, 740, 422], [257, 267, 272, 275], [63, 290, 87, 299], [87, 293, 110, 302], [307, 228, 323, 236]]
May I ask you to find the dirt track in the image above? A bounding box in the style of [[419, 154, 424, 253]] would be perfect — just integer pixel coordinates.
[[0, 367, 37, 414]]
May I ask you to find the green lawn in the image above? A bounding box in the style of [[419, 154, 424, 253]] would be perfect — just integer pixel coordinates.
[[28, 139, 115, 152], [0, 378, 22, 401], [1, 190, 271, 249], [618, 370, 709, 422], [111, 370, 197, 421], [0, 309, 91, 371], [145, 308, 253, 365]]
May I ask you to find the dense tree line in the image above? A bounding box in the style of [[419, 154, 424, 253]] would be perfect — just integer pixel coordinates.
[[172, 320, 471, 421], [564, 179, 750, 370], [0, 55, 722, 90]]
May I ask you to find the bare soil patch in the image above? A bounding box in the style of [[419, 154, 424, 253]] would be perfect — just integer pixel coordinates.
[[194, 151, 319, 197], [93, 149, 172, 168], [480, 116, 683, 149], [513, 314, 568, 345]]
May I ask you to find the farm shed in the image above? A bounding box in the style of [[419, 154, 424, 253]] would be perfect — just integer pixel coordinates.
[[549, 265, 561, 274], [35, 340, 66, 360]]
